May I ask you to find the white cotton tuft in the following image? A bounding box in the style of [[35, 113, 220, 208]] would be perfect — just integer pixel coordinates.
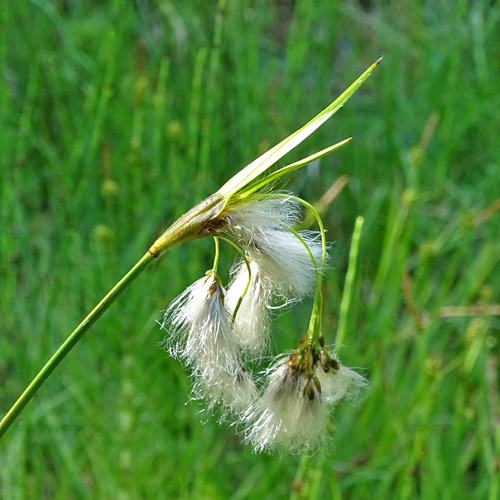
[[225, 259, 272, 357], [239, 350, 368, 454], [194, 368, 258, 416], [246, 229, 323, 299], [315, 362, 368, 406], [224, 196, 326, 299], [225, 196, 302, 232], [160, 272, 257, 413], [240, 360, 328, 454]]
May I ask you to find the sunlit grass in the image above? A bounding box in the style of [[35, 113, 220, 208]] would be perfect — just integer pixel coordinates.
[[1, 1, 499, 498]]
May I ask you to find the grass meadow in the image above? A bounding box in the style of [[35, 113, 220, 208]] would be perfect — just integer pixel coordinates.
[[1, 1, 500, 498]]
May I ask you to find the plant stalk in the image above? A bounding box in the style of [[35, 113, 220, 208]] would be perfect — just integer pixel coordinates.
[[336, 216, 364, 350], [0, 251, 155, 439]]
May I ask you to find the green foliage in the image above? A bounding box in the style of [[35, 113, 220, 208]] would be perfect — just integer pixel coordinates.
[[1, 0, 499, 498]]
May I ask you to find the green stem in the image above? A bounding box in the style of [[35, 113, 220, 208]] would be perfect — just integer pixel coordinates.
[[336, 216, 364, 351], [212, 236, 220, 274], [248, 193, 328, 345], [270, 194, 327, 343], [217, 236, 251, 322], [0, 251, 155, 439], [285, 224, 322, 343]]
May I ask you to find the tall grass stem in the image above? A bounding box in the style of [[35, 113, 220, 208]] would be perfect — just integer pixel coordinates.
[[0, 252, 155, 438], [336, 216, 364, 350]]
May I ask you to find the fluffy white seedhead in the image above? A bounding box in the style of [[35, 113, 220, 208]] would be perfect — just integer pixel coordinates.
[[225, 196, 302, 232], [194, 367, 258, 417], [240, 349, 368, 454], [225, 259, 272, 357], [224, 196, 325, 299], [315, 360, 368, 406], [246, 229, 323, 299], [160, 274, 232, 366], [241, 360, 328, 454], [160, 272, 257, 413]]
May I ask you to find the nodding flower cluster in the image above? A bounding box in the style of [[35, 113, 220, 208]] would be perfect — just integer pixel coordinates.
[[154, 59, 380, 453], [159, 195, 367, 453]]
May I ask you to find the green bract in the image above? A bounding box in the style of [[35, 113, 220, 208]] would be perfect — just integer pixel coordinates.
[[149, 58, 381, 257]]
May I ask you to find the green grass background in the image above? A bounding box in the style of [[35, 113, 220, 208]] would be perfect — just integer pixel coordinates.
[[1, 0, 499, 498]]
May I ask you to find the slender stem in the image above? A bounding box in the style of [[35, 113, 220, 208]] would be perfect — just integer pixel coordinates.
[[286, 225, 318, 279], [212, 236, 220, 274], [251, 193, 328, 344], [336, 216, 364, 350], [217, 236, 251, 322], [270, 194, 327, 343], [0, 251, 156, 439], [285, 225, 322, 343]]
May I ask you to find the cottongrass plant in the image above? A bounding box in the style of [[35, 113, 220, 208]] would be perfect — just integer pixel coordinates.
[[0, 59, 381, 453], [161, 271, 257, 414], [242, 347, 368, 454]]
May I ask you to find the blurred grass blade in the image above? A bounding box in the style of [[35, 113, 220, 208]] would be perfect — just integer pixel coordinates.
[[336, 216, 364, 350]]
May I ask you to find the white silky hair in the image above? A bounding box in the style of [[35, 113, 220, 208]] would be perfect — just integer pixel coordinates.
[[246, 229, 323, 299], [240, 360, 328, 454], [239, 351, 368, 454], [225, 259, 272, 357], [157, 196, 365, 447], [225, 195, 302, 232], [315, 362, 368, 406], [160, 273, 257, 413], [225, 196, 326, 299]]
